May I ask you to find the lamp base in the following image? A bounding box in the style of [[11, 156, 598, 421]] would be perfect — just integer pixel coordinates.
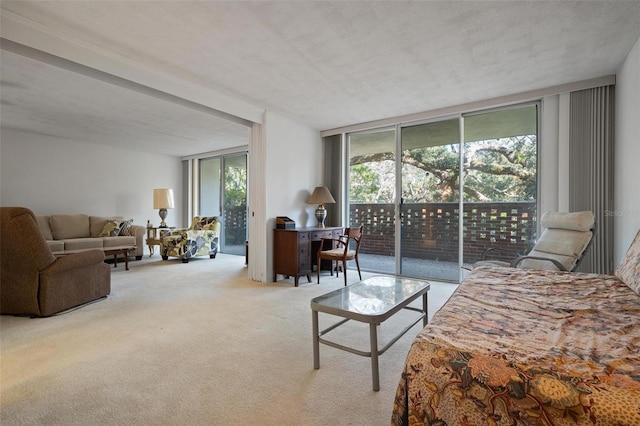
[[158, 208, 168, 228], [315, 206, 327, 228]]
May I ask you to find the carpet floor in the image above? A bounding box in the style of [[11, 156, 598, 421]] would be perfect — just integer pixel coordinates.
[[0, 254, 457, 426]]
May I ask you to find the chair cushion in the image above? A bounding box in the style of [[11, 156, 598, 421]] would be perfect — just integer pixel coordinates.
[[473, 260, 510, 269], [320, 248, 356, 260], [533, 228, 593, 257], [616, 229, 640, 295], [541, 211, 594, 231], [518, 250, 575, 271]]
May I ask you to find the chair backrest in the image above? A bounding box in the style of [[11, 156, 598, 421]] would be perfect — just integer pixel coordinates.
[[519, 211, 595, 271], [1, 207, 56, 314], [341, 226, 363, 254], [189, 216, 219, 231]]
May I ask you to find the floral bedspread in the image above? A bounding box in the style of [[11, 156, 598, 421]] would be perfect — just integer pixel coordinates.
[[392, 267, 640, 425]]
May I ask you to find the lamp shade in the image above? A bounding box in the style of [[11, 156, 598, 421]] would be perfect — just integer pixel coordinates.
[[307, 186, 335, 205], [153, 188, 175, 209]]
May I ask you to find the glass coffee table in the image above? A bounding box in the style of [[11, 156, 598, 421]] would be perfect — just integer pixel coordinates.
[[311, 275, 430, 391]]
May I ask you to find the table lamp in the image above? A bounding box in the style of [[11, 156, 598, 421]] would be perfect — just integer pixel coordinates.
[[153, 188, 174, 228], [308, 186, 335, 228]]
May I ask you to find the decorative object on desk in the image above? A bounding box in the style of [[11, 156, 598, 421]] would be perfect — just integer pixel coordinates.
[[276, 216, 296, 229], [308, 186, 335, 228], [153, 188, 175, 228]]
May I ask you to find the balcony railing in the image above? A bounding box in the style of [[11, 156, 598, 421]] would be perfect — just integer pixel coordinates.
[[224, 201, 536, 268], [350, 201, 537, 264]]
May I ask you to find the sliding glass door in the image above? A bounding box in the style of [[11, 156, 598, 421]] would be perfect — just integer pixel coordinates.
[[199, 153, 247, 256], [462, 105, 538, 270], [346, 103, 538, 282], [222, 154, 247, 256], [400, 118, 460, 281], [347, 127, 396, 274]]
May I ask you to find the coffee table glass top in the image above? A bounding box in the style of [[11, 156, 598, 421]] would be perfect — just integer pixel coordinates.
[[311, 275, 430, 317]]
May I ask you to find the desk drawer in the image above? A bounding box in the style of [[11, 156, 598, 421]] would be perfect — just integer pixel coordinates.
[[298, 232, 310, 242], [311, 230, 334, 241]]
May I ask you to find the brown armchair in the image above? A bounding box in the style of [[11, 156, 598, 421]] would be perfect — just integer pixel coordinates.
[[317, 226, 363, 286], [1, 207, 111, 317]]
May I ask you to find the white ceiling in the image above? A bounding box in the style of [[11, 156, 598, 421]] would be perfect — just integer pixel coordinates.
[[1, 1, 640, 157]]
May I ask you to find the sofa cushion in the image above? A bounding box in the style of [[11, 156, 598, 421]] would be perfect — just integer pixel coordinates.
[[99, 220, 122, 237], [46, 240, 65, 254], [101, 236, 136, 248], [62, 238, 103, 251], [36, 215, 53, 240], [50, 214, 90, 240], [90, 216, 123, 237], [616, 229, 640, 295]]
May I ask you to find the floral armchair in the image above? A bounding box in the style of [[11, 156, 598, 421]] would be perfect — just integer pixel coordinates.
[[160, 216, 221, 263]]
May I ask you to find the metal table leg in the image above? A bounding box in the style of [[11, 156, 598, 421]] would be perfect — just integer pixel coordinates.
[[312, 309, 320, 369], [422, 292, 429, 326], [370, 323, 380, 391]]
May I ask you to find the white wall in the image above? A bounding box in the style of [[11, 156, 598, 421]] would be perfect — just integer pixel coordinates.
[[614, 36, 640, 265], [263, 111, 322, 282], [0, 128, 182, 254]]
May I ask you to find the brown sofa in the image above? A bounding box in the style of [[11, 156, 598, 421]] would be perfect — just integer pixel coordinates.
[[0, 207, 111, 317], [36, 213, 145, 260]]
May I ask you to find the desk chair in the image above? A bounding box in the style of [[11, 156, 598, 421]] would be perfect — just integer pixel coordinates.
[[317, 226, 363, 286]]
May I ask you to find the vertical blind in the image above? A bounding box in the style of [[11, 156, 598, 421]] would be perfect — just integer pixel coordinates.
[[569, 85, 615, 274], [322, 134, 343, 227]]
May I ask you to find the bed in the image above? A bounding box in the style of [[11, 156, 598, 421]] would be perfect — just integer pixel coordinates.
[[392, 231, 640, 425]]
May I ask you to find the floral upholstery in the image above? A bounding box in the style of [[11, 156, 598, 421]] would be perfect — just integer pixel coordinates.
[[160, 217, 220, 263], [392, 266, 640, 425]]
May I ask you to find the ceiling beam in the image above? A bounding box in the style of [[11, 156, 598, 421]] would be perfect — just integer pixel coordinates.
[[0, 10, 264, 125]]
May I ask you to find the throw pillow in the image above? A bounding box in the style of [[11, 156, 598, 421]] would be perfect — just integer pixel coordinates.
[[616, 229, 640, 295], [99, 219, 122, 237], [119, 219, 134, 236]]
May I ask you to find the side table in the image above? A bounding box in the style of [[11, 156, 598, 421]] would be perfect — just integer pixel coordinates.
[[146, 227, 162, 257], [146, 227, 175, 257], [147, 226, 168, 257]]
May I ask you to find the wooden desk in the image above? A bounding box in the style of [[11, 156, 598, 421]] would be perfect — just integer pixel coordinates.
[[273, 226, 343, 286]]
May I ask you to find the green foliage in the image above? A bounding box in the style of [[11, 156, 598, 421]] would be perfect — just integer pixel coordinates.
[[350, 136, 536, 203], [224, 166, 247, 208], [350, 163, 389, 203]]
